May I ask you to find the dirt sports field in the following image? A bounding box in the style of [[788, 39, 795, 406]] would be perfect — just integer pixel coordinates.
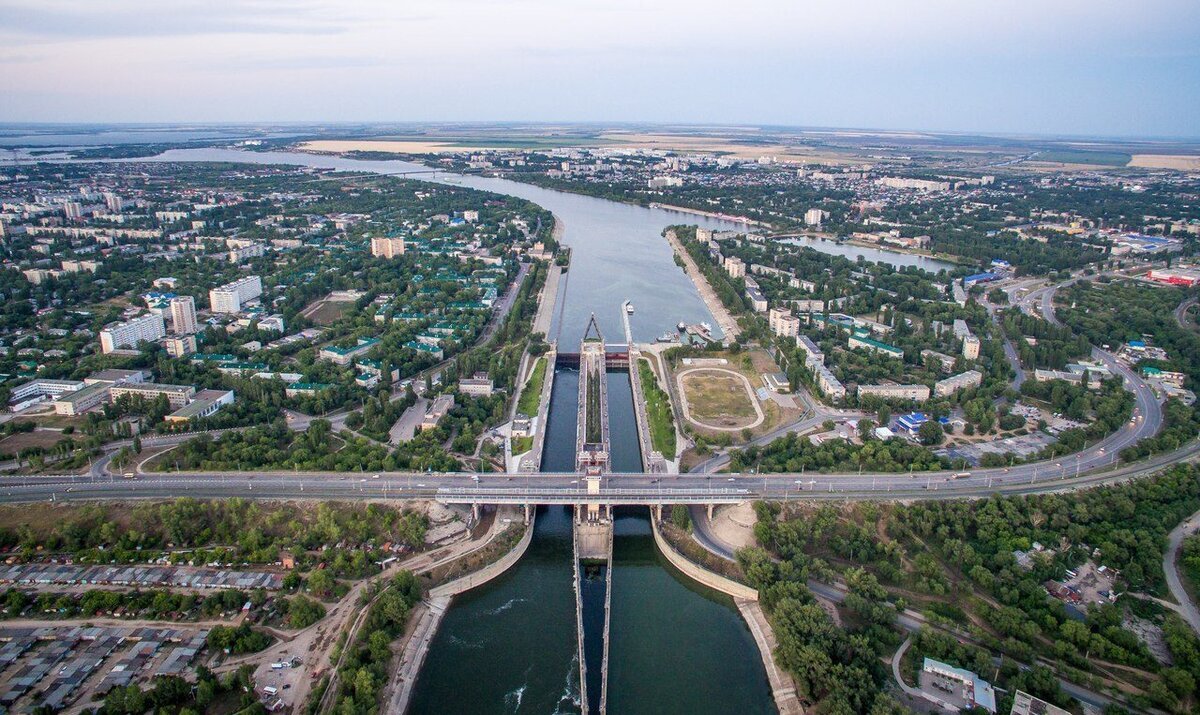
[[676, 367, 764, 431]]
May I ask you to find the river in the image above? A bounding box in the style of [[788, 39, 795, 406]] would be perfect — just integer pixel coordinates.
[[134, 147, 949, 340], [120, 147, 779, 712]]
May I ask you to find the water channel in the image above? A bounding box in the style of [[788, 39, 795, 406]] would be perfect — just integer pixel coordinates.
[[112, 146, 949, 712]]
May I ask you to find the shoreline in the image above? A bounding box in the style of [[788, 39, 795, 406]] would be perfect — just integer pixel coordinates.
[[664, 229, 742, 341], [648, 202, 772, 228], [388, 511, 537, 714], [650, 516, 804, 715]]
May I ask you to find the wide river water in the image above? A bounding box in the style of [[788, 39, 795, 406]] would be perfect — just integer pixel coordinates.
[[118, 147, 943, 712]]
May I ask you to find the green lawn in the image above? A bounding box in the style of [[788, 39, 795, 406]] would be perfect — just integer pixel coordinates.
[[516, 357, 547, 416], [511, 436, 533, 455], [639, 359, 678, 458]]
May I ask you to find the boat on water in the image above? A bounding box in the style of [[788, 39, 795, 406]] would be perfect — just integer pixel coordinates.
[[625, 303, 635, 314], [656, 332, 679, 343], [677, 321, 687, 331]]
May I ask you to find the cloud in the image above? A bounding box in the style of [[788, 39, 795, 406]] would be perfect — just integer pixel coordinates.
[[0, 0, 355, 41]]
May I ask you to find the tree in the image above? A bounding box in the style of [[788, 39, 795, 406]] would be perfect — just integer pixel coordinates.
[[917, 420, 944, 446]]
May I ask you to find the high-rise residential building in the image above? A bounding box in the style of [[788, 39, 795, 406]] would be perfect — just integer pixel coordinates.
[[104, 193, 124, 212], [370, 236, 406, 259], [209, 276, 262, 314], [63, 202, 83, 220], [804, 208, 828, 226], [169, 296, 197, 335], [99, 314, 166, 354]]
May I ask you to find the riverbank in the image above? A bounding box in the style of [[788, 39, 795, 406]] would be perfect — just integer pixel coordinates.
[[649, 202, 772, 228], [650, 516, 804, 714], [664, 229, 741, 341], [388, 510, 536, 714]]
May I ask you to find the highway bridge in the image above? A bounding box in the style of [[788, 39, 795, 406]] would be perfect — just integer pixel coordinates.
[[4, 432, 1197, 507]]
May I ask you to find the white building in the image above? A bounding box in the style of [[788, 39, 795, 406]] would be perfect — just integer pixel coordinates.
[[209, 276, 263, 314], [169, 296, 197, 335], [100, 314, 166, 354], [769, 308, 800, 339], [804, 208, 828, 226], [459, 373, 494, 397]]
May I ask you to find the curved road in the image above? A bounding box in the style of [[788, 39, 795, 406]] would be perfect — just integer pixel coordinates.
[[1164, 508, 1200, 634]]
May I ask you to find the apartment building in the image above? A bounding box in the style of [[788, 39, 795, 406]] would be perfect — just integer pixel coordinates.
[[99, 313, 166, 354], [857, 383, 930, 402], [934, 370, 983, 397], [723, 256, 745, 279], [209, 276, 263, 314], [169, 296, 197, 335]]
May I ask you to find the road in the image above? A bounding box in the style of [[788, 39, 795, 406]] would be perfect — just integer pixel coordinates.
[[1163, 508, 1200, 634], [1175, 297, 1198, 331], [4, 429, 1197, 506]]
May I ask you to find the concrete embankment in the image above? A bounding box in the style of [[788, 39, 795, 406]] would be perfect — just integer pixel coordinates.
[[650, 517, 804, 715], [391, 513, 537, 714], [571, 523, 590, 710]]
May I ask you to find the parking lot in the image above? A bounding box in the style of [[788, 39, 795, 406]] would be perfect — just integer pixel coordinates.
[[0, 563, 284, 591], [0, 625, 208, 711]]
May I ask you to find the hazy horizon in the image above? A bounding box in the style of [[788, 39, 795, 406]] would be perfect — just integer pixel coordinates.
[[2, 0, 1198, 138]]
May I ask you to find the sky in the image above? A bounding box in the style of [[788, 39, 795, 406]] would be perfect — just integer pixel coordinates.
[[1, 0, 1198, 138]]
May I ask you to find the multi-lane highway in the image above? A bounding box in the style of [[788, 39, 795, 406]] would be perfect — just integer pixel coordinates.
[[4, 426, 1196, 506]]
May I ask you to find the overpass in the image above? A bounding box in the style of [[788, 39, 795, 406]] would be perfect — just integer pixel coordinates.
[[5, 434, 1197, 507]]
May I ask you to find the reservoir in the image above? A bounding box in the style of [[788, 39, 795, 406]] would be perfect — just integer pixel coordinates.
[[781, 235, 957, 273]]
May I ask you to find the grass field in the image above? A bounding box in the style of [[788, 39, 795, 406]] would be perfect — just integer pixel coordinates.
[[680, 369, 758, 426], [511, 436, 533, 455], [1035, 149, 1131, 167], [302, 299, 354, 326], [516, 357, 546, 416], [0, 430, 67, 456], [638, 359, 677, 458]]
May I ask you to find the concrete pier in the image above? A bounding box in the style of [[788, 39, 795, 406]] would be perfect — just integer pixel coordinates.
[[517, 342, 557, 473], [572, 518, 590, 715], [576, 314, 611, 475], [623, 302, 667, 473], [573, 510, 614, 715], [598, 516, 614, 715]]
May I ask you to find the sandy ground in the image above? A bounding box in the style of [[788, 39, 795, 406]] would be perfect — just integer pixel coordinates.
[[664, 229, 741, 340], [676, 367, 765, 431], [1128, 154, 1200, 171], [300, 140, 497, 155], [598, 132, 864, 164], [709, 502, 758, 552]]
